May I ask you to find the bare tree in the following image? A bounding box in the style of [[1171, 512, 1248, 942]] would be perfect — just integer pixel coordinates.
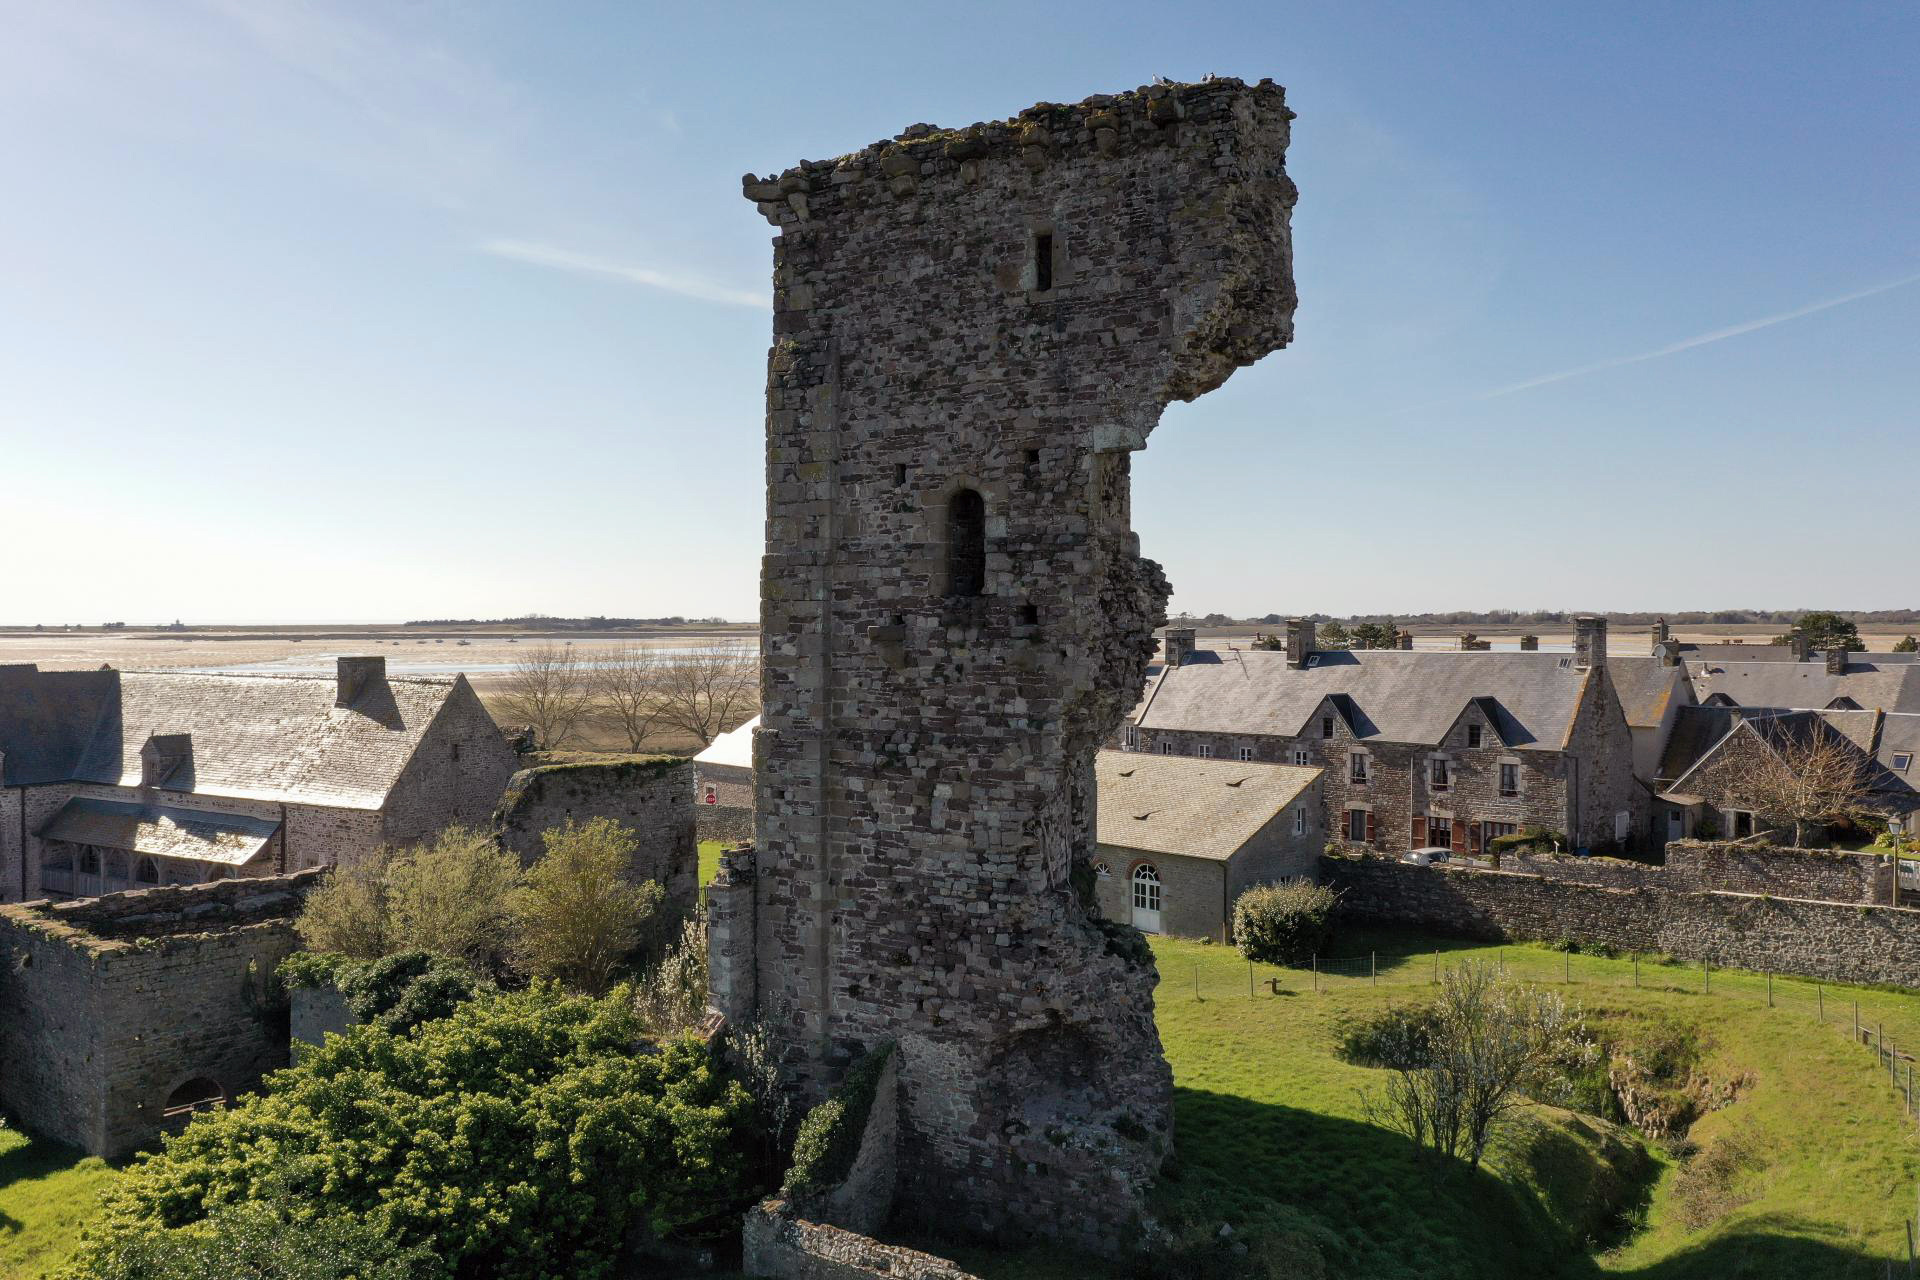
[[1365, 960, 1593, 1170], [494, 643, 596, 749], [1721, 718, 1875, 847], [653, 641, 758, 745], [593, 644, 667, 752]]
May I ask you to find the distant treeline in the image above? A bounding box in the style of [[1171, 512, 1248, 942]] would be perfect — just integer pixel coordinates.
[[1178, 609, 1920, 627], [402, 615, 735, 628]]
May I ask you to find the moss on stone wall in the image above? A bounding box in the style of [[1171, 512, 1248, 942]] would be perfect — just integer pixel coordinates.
[[784, 1042, 895, 1199]]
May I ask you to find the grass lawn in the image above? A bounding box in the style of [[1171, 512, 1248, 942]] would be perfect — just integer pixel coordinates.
[[0, 1126, 118, 1279], [950, 932, 1920, 1280], [699, 839, 724, 901]]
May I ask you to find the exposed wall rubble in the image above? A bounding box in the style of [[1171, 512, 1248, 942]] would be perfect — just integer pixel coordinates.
[[493, 756, 697, 909]]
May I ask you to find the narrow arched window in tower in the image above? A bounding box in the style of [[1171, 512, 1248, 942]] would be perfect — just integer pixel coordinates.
[[947, 488, 986, 597]]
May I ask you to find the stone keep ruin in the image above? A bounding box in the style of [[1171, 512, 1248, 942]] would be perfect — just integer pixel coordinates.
[[712, 78, 1297, 1245]]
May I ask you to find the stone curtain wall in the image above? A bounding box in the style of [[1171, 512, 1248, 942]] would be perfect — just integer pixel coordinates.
[[738, 79, 1296, 1247], [1491, 842, 1892, 905], [493, 757, 697, 910], [0, 870, 320, 1156], [742, 1204, 981, 1280], [1324, 851, 1920, 988]]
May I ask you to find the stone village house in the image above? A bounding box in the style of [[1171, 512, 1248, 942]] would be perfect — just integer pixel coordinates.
[[0, 656, 517, 901], [1124, 616, 1659, 856], [1090, 748, 1322, 939]]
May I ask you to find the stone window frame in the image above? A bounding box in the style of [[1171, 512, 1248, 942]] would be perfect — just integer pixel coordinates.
[[1466, 723, 1484, 749], [1292, 804, 1307, 837], [922, 474, 1007, 601], [1348, 748, 1371, 785], [1021, 218, 1075, 297], [1321, 715, 1336, 740], [1345, 804, 1372, 843], [1498, 757, 1523, 797], [1428, 753, 1451, 793], [1195, 743, 1213, 759], [1292, 747, 1312, 767]]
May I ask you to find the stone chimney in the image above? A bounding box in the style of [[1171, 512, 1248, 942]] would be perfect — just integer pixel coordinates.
[[1285, 618, 1316, 668], [1573, 615, 1608, 671], [1518, 634, 1540, 651], [1161, 628, 1196, 668], [1395, 629, 1413, 650], [336, 655, 387, 707], [140, 733, 192, 788], [1826, 648, 1849, 675], [1650, 617, 1670, 650], [1457, 632, 1477, 651], [1657, 639, 1683, 668], [1789, 627, 1811, 663]]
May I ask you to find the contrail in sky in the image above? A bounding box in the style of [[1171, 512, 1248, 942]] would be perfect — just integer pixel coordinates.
[[478, 238, 768, 309], [1473, 267, 1920, 402]]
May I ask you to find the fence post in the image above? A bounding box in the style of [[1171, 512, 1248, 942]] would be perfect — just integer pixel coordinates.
[[1634, 954, 1640, 988], [1703, 960, 1710, 994], [1371, 951, 1377, 987], [1313, 955, 1319, 993], [1249, 959, 1254, 1000], [1433, 950, 1440, 984], [1818, 984, 1823, 1022], [1564, 951, 1571, 984], [1857, 1001, 1862, 1042], [1767, 971, 1773, 1009]]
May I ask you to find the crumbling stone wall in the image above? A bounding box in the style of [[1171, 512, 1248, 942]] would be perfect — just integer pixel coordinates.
[[730, 78, 1296, 1248], [0, 870, 321, 1157], [493, 757, 696, 909], [1324, 850, 1920, 988]]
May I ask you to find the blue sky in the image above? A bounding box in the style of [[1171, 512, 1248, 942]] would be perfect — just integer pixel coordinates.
[[2, 1, 1914, 623]]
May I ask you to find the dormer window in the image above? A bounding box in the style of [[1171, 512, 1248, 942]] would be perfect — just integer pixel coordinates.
[[1321, 716, 1335, 740], [1467, 724, 1483, 749]]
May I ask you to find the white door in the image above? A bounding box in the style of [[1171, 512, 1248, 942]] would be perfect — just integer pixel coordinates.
[[1668, 810, 1684, 840], [1131, 864, 1162, 933]]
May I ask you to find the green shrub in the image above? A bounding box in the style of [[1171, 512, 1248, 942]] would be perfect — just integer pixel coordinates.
[[336, 951, 491, 1034], [1334, 1004, 1438, 1069], [72, 1200, 431, 1280], [1488, 827, 1566, 855], [1232, 880, 1340, 965], [785, 1043, 894, 1198], [79, 986, 761, 1278]]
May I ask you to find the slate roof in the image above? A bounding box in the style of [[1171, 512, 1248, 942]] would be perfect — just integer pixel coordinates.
[[1658, 707, 1920, 812], [0, 665, 464, 809], [1095, 750, 1320, 862], [1607, 656, 1692, 732], [1679, 644, 1920, 666], [1688, 659, 1920, 715], [37, 798, 280, 865], [1131, 648, 1607, 752], [1656, 705, 1743, 784]]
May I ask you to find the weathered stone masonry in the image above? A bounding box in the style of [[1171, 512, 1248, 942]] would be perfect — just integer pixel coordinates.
[[0, 870, 320, 1157], [493, 755, 697, 911], [718, 79, 1297, 1247]]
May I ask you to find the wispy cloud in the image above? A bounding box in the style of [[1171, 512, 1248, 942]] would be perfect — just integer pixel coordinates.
[[1473, 268, 1920, 402], [479, 239, 768, 309]]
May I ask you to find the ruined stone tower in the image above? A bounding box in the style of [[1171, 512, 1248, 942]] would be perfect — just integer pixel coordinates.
[[714, 78, 1296, 1246]]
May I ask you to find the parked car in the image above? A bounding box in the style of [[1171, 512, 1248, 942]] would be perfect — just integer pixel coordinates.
[[1402, 847, 1452, 866]]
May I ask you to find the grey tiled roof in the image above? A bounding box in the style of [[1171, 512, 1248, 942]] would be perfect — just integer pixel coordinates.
[[1608, 657, 1692, 731], [1132, 648, 1607, 752], [37, 797, 279, 865], [1689, 660, 1920, 715], [0, 666, 463, 808], [1096, 750, 1320, 862]]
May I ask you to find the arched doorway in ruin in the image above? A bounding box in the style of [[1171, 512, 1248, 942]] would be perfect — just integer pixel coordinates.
[[161, 1075, 228, 1125]]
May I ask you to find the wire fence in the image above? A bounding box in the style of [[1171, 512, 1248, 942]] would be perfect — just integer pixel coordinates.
[[1169, 942, 1920, 1272]]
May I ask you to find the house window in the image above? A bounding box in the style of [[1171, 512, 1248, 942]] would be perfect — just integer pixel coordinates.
[[1428, 816, 1452, 849], [1430, 758, 1450, 792], [1092, 860, 1111, 878], [1239, 746, 1254, 762], [1293, 748, 1312, 767], [1349, 752, 1369, 784], [946, 488, 986, 597], [135, 857, 160, 885], [1347, 809, 1369, 842], [78, 846, 101, 875], [1895, 753, 1914, 772], [1731, 810, 1755, 838], [1123, 726, 1139, 750], [1467, 724, 1483, 749], [1321, 716, 1335, 740], [1293, 806, 1307, 836], [1161, 741, 1176, 755], [1486, 821, 1518, 842], [1196, 743, 1213, 759], [1499, 763, 1520, 796]]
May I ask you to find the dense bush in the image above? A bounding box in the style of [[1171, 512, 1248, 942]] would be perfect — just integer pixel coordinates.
[[76, 986, 761, 1279], [1488, 827, 1566, 855], [279, 950, 491, 1036], [1232, 880, 1340, 965], [73, 1200, 431, 1280], [514, 817, 666, 994]]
